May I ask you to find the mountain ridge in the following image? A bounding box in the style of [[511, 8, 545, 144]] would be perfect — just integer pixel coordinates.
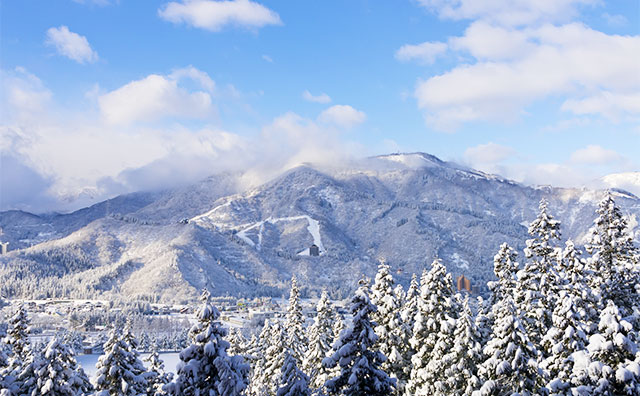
[[1, 153, 638, 302]]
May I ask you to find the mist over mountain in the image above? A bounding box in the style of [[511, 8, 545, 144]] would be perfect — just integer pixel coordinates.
[[1, 153, 638, 303]]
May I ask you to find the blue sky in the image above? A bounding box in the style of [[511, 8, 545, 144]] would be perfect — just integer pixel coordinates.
[[1, 0, 639, 211]]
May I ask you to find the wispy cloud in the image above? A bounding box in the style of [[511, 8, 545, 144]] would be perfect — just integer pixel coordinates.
[[159, 0, 282, 32], [395, 41, 447, 64], [302, 90, 331, 104], [318, 105, 366, 128], [45, 26, 98, 64]]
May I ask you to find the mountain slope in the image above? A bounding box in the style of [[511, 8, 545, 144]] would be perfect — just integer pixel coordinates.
[[1, 153, 638, 302]]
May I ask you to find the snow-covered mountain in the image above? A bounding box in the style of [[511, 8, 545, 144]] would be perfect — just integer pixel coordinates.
[[1, 153, 639, 302], [598, 172, 640, 197]]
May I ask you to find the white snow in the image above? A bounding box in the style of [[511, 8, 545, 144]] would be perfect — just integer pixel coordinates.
[[379, 153, 439, 169], [452, 253, 469, 270], [190, 201, 231, 222], [235, 215, 325, 254]]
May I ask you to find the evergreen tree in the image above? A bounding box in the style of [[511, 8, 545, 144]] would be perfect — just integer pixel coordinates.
[[248, 319, 272, 396], [17, 337, 93, 396], [579, 300, 640, 395], [441, 295, 482, 396], [166, 290, 249, 396], [94, 325, 149, 396], [585, 192, 640, 317], [406, 260, 457, 395], [400, 273, 419, 328], [540, 292, 587, 395], [303, 290, 337, 393], [558, 240, 599, 334], [371, 260, 408, 393], [249, 319, 286, 396], [476, 297, 545, 396], [227, 327, 248, 357], [277, 351, 311, 396], [323, 278, 395, 396], [516, 198, 562, 349], [286, 276, 308, 363], [145, 344, 171, 396], [1, 305, 31, 394], [5, 305, 30, 362], [490, 243, 519, 300], [244, 333, 261, 365]]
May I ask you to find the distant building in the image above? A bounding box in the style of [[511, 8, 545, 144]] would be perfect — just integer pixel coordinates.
[[309, 244, 320, 256], [456, 275, 472, 292], [0, 242, 8, 255]]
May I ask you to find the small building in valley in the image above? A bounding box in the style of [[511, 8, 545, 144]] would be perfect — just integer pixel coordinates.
[[456, 274, 471, 292], [0, 242, 8, 255], [309, 244, 320, 256]]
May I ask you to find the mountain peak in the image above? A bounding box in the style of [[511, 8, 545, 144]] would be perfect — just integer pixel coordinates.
[[373, 152, 446, 168]]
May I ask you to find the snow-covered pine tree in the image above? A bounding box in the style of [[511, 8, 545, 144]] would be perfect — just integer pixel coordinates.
[[166, 290, 249, 396], [16, 337, 93, 396], [244, 333, 261, 365], [398, 273, 420, 386], [277, 350, 311, 396], [516, 198, 562, 349], [264, 323, 288, 396], [483, 243, 520, 345], [557, 240, 599, 335], [441, 294, 482, 396], [370, 260, 408, 393], [248, 319, 274, 396], [286, 276, 308, 363], [94, 325, 149, 396], [585, 192, 640, 317], [5, 304, 30, 362], [1, 304, 31, 394], [475, 296, 545, 396], [406, 259, 458, 396], [227, 327, 248, 357], [540, 292, 587, 395], [579, 300, 640, 395], [303, 290, 337, 393], [491, 243, 519, 300], [401, 273, 419, 328], [323, 277, 395, 396], [145, 344, 172, 396]]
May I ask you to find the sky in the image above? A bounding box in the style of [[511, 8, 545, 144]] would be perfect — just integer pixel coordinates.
[[1, 0, 639, 212]]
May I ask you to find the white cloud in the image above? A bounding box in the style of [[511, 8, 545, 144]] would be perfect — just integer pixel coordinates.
[[159, 0, 282, 32], [1, 68, 52, 123], [302, 90, 331, 104], [318, 105, 366, 128], [570, 145, 623, 165], [395, 41, 447, 64], [98, 67, 216, 125], [412, 23, 640, 130], [262, 54, 273, 63], [45, 26, 98, 64], [464, 142, 515, 164], [561, 91, 640, 121], [168, 66, 215, 92], [417, 0, 597, 27], [0, 69, 365, 211], [449, 21, 532, 60]]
